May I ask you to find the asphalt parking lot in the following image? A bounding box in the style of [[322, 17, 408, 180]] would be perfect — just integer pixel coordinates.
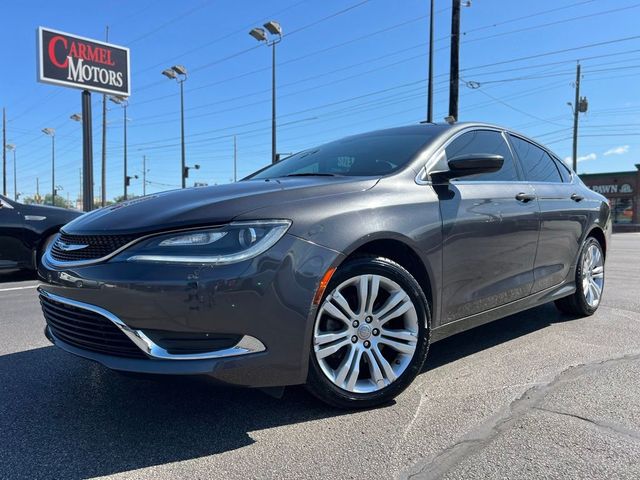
[[1, 233, 639, 480]]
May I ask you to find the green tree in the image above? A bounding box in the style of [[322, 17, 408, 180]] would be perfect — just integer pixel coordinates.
[[111, 194, 140, 204]]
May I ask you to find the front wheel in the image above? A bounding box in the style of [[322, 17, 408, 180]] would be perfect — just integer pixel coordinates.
[[35, 233, 58, 271], [555, 236, 605, 316], [306, 256, 430, 409]]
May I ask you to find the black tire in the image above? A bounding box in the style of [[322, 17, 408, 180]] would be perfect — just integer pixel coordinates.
[[306, 256, 431, 409], [555, 236, 604, 316], [35, 233, 58, 271]]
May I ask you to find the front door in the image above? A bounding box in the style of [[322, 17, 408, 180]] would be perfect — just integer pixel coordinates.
[[435, 129, 540, 323], [0, 197, 28, 270]]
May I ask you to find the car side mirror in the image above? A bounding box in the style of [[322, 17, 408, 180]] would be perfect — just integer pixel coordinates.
[[433, 153, 504, 180]]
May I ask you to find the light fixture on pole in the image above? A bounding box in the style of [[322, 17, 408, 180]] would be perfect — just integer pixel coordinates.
[[183, 163, 200, 186], [6, 143, 17, 201], [162, 65, 188, 188], [109, 95, 132, 199], [42, 128, 55, 205], [249, 20, 282, 164]]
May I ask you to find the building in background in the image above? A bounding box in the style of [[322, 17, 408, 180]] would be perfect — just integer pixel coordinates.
[[580, 165, 639, 232]]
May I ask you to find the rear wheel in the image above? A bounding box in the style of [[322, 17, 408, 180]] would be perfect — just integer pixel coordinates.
[[555, 236, 605, 316], [306, 256, 430, 409]]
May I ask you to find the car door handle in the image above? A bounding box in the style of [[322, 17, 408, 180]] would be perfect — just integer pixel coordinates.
[[515, 192, 536, 203], [570, 193, 584, 202]]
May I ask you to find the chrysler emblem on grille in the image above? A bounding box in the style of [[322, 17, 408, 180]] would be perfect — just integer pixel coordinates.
[[57, 241, 89, 252]]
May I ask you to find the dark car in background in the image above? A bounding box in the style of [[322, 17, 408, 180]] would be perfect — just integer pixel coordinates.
[[0, 195, 81, 274], [37, 122, 611, 408]]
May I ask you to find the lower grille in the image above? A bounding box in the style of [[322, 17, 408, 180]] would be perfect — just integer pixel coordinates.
[[143, 330, 242, 355], [40, 294, 147, 359]]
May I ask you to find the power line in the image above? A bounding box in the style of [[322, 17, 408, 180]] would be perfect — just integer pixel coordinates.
[[461, 3, 640, 46], [132, 0, 311, 76], [125, 0, 214, 45], [460, 34, 640, 72], [462, 0, 597, 36]]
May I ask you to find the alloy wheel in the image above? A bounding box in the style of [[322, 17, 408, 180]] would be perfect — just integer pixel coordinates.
[[313, 274, 419, 393], [582, 243, 604, 308]]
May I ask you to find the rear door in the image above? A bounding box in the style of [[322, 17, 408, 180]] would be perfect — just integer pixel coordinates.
[[507, 134, 587, 293], [436, 129, 540, 323]]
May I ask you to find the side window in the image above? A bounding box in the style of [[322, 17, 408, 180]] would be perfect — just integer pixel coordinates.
[[553, 157, 573, 183], [509, 134, 562, 183], [444, 130, 519, 181]]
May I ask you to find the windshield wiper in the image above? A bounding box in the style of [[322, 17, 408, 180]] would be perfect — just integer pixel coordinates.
[[284, 173, 338, 177]]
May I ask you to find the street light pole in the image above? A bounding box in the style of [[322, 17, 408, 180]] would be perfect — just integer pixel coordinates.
[[12, 147, 16, 201], [249, 21, 282, 164], [162, 65, 188, 188], [271, 41, 277, 165], [42, 128, 55, 205], [124, 101, 128, 199], [427, 0, 434, 122], [180, 79, 186, 188], [109, 96, 130, 199]]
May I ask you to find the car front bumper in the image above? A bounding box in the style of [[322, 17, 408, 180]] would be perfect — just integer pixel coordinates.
[[38, 233, 343, 387]]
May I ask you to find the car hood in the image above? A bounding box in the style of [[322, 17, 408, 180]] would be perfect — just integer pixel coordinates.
[[63, 176, 378, 235], [20, 202, 82, 220]]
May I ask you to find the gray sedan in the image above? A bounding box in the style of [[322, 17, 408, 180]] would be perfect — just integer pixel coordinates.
[[37, 122, 611, 408]]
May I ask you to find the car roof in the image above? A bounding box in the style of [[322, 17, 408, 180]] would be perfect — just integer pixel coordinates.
[[349, 121, 512, 138], [356, 122, 558, 154]]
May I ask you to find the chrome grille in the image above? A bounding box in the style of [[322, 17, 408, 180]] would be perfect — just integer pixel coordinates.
[[50, 232, 137, 262]]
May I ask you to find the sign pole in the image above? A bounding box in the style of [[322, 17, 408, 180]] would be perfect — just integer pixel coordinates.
[[81, 90, 94, 212]]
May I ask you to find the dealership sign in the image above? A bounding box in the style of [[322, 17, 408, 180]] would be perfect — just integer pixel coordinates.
[[590, 183, 633, 194], [37, 27, 130, 96]]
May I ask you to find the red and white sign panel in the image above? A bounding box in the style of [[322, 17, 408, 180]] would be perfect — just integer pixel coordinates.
[[37, 27, 130, 97]]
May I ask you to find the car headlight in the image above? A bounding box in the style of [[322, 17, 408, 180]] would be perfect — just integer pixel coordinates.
[[126, 220, 291, 265]]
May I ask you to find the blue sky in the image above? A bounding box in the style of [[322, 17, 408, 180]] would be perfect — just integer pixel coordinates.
[[2, 0, 639, 202]]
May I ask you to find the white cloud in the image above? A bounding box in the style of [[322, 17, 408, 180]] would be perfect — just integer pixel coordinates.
[[603, 145, 629, 156], [564, 153, 597, 164], [578, 153, 597, 162]]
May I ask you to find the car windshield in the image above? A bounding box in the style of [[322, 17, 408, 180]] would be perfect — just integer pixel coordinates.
[[248, 131, 436, 179]]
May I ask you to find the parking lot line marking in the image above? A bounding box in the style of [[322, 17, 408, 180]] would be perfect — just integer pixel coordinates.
[[0, 285, 38, 292]]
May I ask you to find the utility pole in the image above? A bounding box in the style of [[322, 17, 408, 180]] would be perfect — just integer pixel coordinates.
[[448, 0, 461, 122], [142, 155, 147, 196], [233, 135, 237, 182], [36, 177, 40, 204], [427, 0, 435, 122], [2, 108, 6, 196], [100, 26, 109, 207], [572, 62, 582, 173]]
